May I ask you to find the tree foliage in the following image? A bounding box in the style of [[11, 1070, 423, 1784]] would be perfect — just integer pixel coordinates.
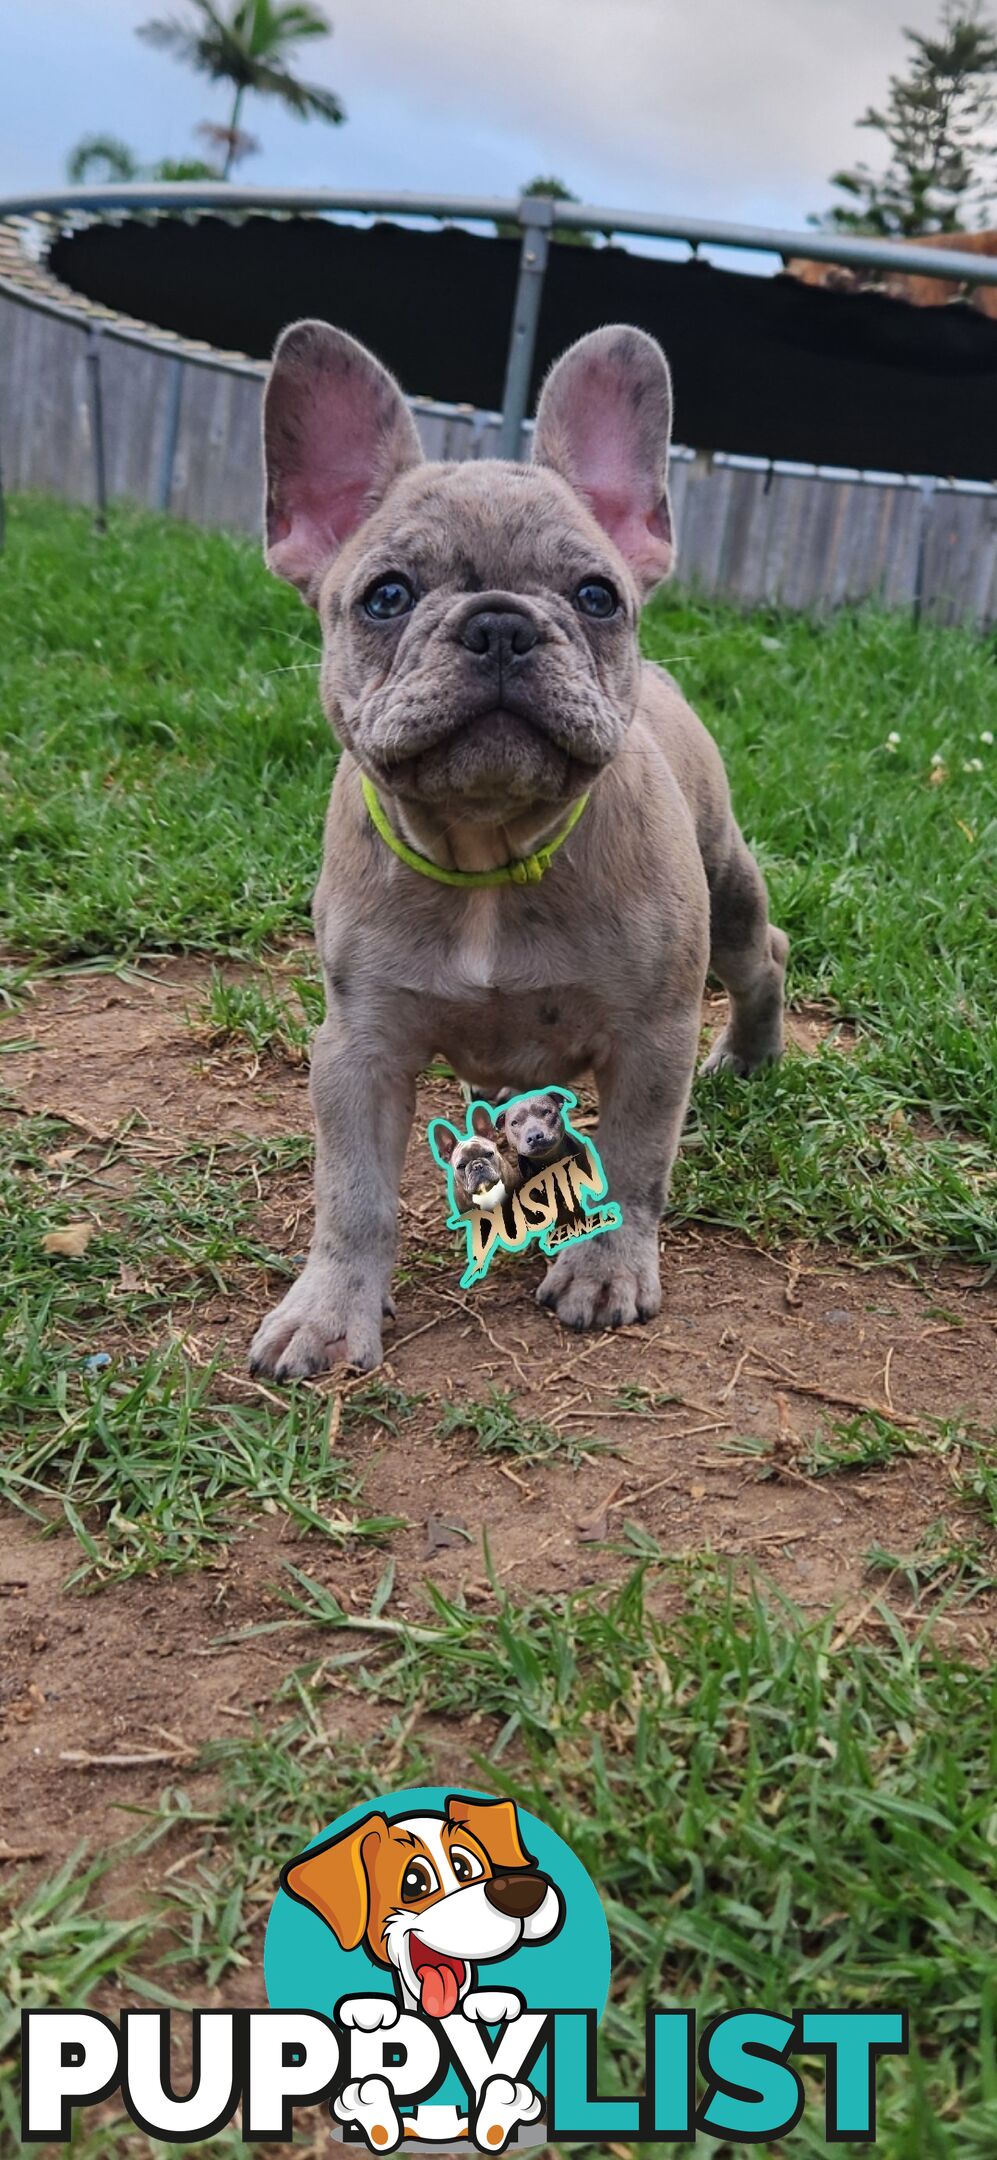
[[496, 176, 594, 246], [66, 134, 218, 183], [820, 2, 997, 235], [138, 0, 345, 176]]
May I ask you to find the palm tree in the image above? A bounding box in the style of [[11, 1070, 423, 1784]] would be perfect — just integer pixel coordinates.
[[67, 135, 142, 184], [66, 132, 220, 183], [138, 0, 345, 178]]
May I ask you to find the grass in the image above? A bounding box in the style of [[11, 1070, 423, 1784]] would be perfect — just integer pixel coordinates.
[[70, 1561, 994, 2160], [1, 496, 994, 1270], [2, 496, 995, 2157], [0, 1113, 406, 1582], [0, 1345, 403, 1585], [436, 1383, 603, 1466], [866, 1521, 996, 1607], [194, 965, 324, 1061], [0, 501, 326, 958]]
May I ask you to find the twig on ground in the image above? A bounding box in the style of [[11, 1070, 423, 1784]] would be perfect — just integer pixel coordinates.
[[436, 1289, 530, 1387], [769, 1374, 922, 1429], [60, 1748, 194, 1769], [718, 1349, 751, 1403], [883, 1346, 896, 1413], [496, 1461, 534, 1497]]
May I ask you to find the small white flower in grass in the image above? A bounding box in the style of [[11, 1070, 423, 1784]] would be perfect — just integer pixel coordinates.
[[963, 757, 983, 773], [887, 731, 901, 745], [931, 751, 944, 766], [980, 730, 993, 746]]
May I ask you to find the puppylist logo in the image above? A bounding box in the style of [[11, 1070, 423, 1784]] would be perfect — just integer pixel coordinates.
[[20, 1787, 907, 2150]]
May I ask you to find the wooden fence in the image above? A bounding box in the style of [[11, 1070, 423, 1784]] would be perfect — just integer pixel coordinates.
[[3, 283, 997, 626]]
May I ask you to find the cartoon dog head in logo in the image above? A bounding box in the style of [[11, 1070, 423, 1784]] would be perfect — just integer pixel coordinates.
[[281, 1794, 563, 2019]]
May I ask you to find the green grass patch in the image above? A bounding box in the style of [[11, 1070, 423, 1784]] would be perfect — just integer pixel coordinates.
[[2, 498, 994, 1264], [0, 1113, 406, 1583], [866, 1521, 996, 1607], [436, 1383, 603, 1466], [647, 599, 996, 1145], [673, 1053, 994, 1262], [194, 965, 324, 1061], [0, 1345, 402, 1585], [135, 1563, 997, 2159], [0, 499, 326, 959]]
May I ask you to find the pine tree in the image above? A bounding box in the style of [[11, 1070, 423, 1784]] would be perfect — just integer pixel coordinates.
[[820, 2, 997, 235]]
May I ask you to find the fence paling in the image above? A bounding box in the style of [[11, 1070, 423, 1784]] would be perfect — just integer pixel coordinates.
[[2, 184, 996, 622]]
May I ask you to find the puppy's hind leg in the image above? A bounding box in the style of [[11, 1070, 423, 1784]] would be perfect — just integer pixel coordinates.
[[701, 825, 788, 1078]]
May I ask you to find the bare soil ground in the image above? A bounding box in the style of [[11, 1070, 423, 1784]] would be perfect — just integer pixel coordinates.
[[2, 959, 995, 1895]]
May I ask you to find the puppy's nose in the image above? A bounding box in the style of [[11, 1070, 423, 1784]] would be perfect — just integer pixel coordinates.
[[484, 1872, 549, 1919], [525, 1130, 547, 1153], [458, 607, 539, 663]]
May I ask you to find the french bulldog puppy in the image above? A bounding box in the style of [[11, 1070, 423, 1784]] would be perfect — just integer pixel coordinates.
[[497, 1090, 586, 1184], [431, 1105, 520, 1215], [250, 320, 787, 1377]]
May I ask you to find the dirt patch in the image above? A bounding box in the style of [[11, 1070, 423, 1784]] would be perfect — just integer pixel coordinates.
[[4, 959, 850, 1141], [2, 959, 995, 1889]]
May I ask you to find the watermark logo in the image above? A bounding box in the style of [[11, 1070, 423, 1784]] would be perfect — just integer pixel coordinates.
[[20, 1784, 908, 2148], [427, 1089, 622, 1287], [265, 1785, 609, 2151]]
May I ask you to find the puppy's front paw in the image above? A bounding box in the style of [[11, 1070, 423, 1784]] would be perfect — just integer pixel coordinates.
[[537, 1229, 660, 1331], [248, 1261, 388, 1379]]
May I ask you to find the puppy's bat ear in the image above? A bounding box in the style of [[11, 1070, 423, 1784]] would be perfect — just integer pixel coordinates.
[[532, 325, 674, 596], [469, 1105, 494, 1139], [445, 1795, 535, 1871], [281, 1813, 387, 1951], [263, 321, 424, 604], [428, 1119, 460, 1166]]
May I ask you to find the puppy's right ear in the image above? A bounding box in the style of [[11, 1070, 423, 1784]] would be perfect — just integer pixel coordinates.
[[532, 325, 674, 595], [429, 1120, 460, 1167], [469, 1105, 494, 1139], [263, 321, 424, 604], [281, 1812, 387, 1951]]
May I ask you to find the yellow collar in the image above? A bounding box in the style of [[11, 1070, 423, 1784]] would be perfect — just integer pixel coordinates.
[[361, 775, 589, 888]]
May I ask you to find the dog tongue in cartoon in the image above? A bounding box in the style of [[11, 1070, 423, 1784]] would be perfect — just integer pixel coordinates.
[[410, 1939, 465, 2018]]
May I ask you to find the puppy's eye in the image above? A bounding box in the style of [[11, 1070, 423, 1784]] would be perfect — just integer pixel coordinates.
[[450, 1847, 485, 1885], [574, 579, 619, 619], [363, 575, 416, 621], [401, 1859, 438, 1902]]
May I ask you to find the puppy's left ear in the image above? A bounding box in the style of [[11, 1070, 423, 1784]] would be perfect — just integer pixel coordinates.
[[470, 1105, 494, 1139], [263, 320, 424, 604], [532, 325, 674, 595], [446, 1795, 535, 1871], [428, 1119, 460, 1168]]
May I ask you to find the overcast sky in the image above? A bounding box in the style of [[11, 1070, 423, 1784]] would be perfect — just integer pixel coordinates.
[[5, 0, 953, 234]]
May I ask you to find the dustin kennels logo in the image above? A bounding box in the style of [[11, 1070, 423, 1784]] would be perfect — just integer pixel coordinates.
[[21, 1787, 907, 2150]]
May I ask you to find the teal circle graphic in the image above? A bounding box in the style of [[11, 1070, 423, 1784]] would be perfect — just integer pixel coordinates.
[[264, 1785, 611, 2107]]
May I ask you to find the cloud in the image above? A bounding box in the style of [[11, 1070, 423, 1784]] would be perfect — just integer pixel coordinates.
[[3, 0, 948, 233]]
